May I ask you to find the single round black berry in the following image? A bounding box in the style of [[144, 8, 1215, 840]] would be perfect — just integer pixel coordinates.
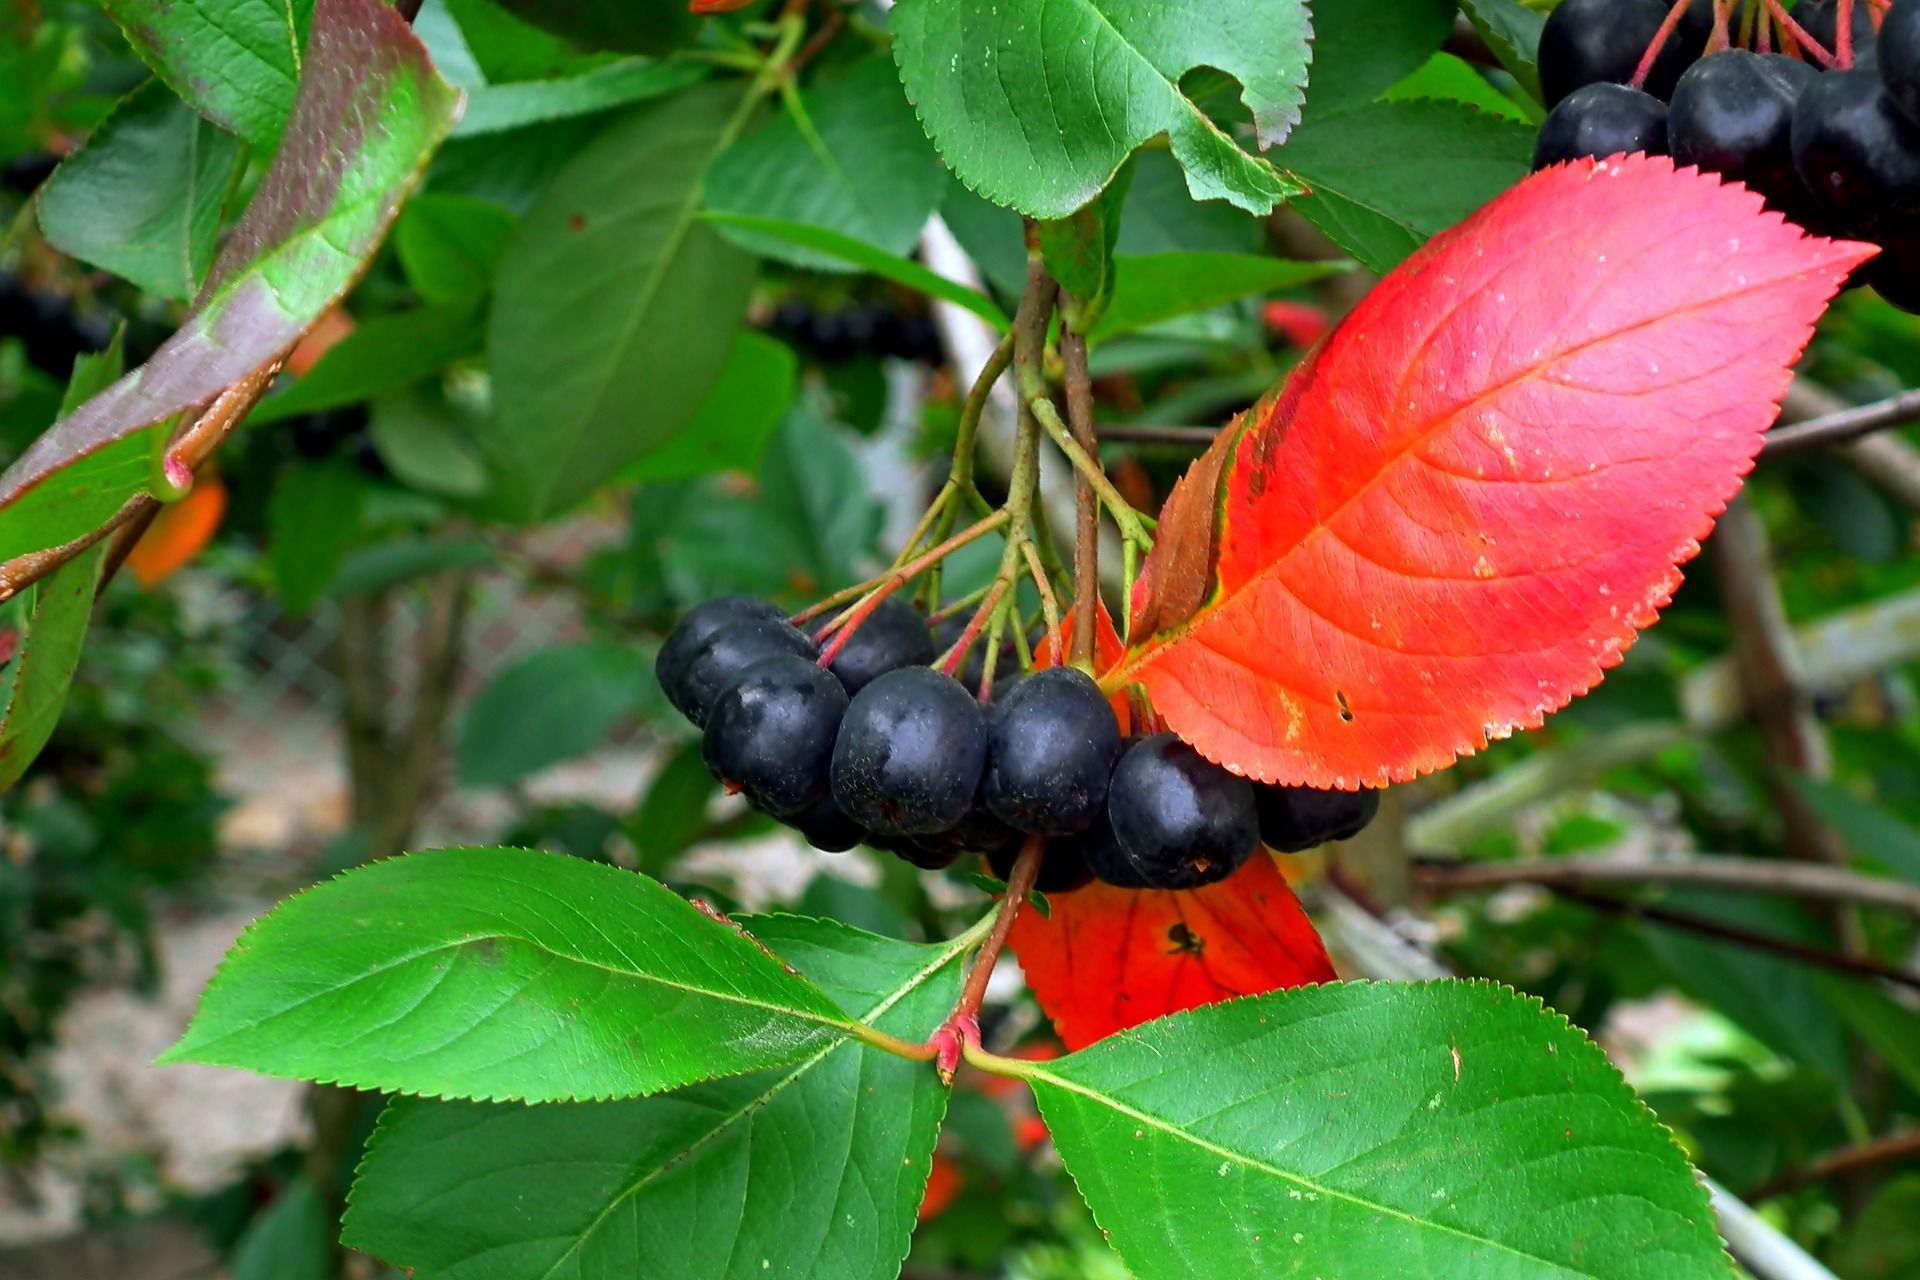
[[791, 794, 866, 853], [827, 597, 936, 694], [657, 597, 790, 718], [1072, 810, 1155, 889], [980, 667, 1121, 836], [702, 655, 847, 817], [831, 667, 988, 836], [988, 838, 1094, 895], [1534, 83, 1671, 170], [1883, 0, 1920, 126], [1255, 785, 1382, 854], [1540, 0, 1702, 107], [669, 618, 815, 728], [1670, 51, 1820, 213], [871, 832, 965, 870], [1792, 69, 1920, 233], [1867, 220, 1920, 312], [1103, 734, 1259, 891]]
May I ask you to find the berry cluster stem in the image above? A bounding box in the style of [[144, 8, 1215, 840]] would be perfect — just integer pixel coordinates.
[[1059, 319, 1101, 668], [1630, 0, 1697, 89], [1028, 396, 1155, 554], [927, 833, 1048, 1083]]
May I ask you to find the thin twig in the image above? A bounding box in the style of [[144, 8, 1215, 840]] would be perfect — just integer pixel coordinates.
[[1096, 423, 1218, 448], [1761, 388, 1920, 457], [954, 834, 1046, 1023], [1551, 886, 1920, 992], [1059, 320, 1100, 666], [1753, 1129, 1920, 1201], [1414, 853, 1920, 919], [1028, 397, 1153, 549]]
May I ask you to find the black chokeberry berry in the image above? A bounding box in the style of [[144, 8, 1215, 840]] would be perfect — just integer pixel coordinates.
[[871, 831, 965, 871], [1884, 1, 1920, 125], [1072, 810, 1155, 889], [1255, 785, 1382, 854], [1540, 0, 1702, 107], [702, 655, 847, 817], [987, 838, 1094, 895], [1867, 220, 1920, 312], [657, 597, 792, 720], [1670, 51, 1820, 213], [791, 795, 866, 854], [1792, 70, 1920, 234], [981, 667, 1121, 836], [670, 618, 815, 728], [1534, 83, 1671, 170], [831, 666, 988, 836], [1103, 734, 1260, 891], [827, 597, 936, 694]]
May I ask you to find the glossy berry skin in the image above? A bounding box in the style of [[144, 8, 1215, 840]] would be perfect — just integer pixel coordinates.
[[1669, 51, 1819, 213], [669, 619, 816, 728], [831, 667, 988, 837], [791, 794, 866, 854], [702, 656, 848, 817], [1535, 84, 1670, 170], [1886, 1, 1920, 126], [1540, 0, 1701, 106], [826, 597, 936, 695], [1256, 785, 1382, 854], [1073, 811, 1155, 890], [1103, 734, 1260, 891], [656, 597, 790, 718], [988, 838, 1094, 895], [980, 667, 1122, 836], [1792, 70, 1920, 234]]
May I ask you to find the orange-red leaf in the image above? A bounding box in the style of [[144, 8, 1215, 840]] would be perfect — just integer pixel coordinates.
[[1108, 156, 1874, 788], [126, 477, 228, 588], [1007, 852, 1335, 1050]]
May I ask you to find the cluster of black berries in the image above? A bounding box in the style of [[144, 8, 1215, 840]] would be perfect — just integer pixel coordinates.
[[655, 595, 1381, 893], [1533, 0, 1920, 312], [767, 299, 943, 365]]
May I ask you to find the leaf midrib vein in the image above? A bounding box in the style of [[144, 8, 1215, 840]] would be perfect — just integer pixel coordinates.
[[1034, 1063, 1603, 1276]]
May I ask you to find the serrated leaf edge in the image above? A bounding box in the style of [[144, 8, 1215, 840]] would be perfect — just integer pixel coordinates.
[[1031, 978, 1733, 1278]]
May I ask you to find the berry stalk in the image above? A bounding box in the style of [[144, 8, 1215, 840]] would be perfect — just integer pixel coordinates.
[[929, 833, 1048, 1082], [1059, 320, 1101, 668]]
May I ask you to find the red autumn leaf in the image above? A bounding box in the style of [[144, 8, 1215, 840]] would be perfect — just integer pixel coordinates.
[[1106, 155, 1873, 788], [1008, 852, 1336, 1050]]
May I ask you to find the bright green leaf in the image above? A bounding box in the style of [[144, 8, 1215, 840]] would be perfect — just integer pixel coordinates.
[[252, 303, 481, 426], [102, 0, 315, 149], [1460, 0, 1547, 104], [1385, 53, 1534, 122], [394, 194, 518, 302], [1300, 0, 1457, 115], [1791, 775, 1920, 884], [490, 0, 699, 57], [332, 536, 497, 597], [0, 0, 461, 563], [442, 0, 622, 82], [891, 0, 1311, 218], [704, 213, 1009, 329], [158, 846, 859, 1102], [369, 386, 490, 498], [623, 333, 797, 484], [457, 642, 649, 787], [0, 339, 124, 792], [1115, 150, 1263, 257], [1090, 253, 1347, 342], [268, 460, 366, 615], [230, 1178, 330, 1280], [456, 58, 707, 137], [1039, 161, 1134, 334], [485, 82, 757, 522], [36, 80, 241, 300], [1026, 981, 1728, 1279], [1281, 99, 1534, 273], [343, 915, 966, 1280], [708, 56, 945, 270]]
